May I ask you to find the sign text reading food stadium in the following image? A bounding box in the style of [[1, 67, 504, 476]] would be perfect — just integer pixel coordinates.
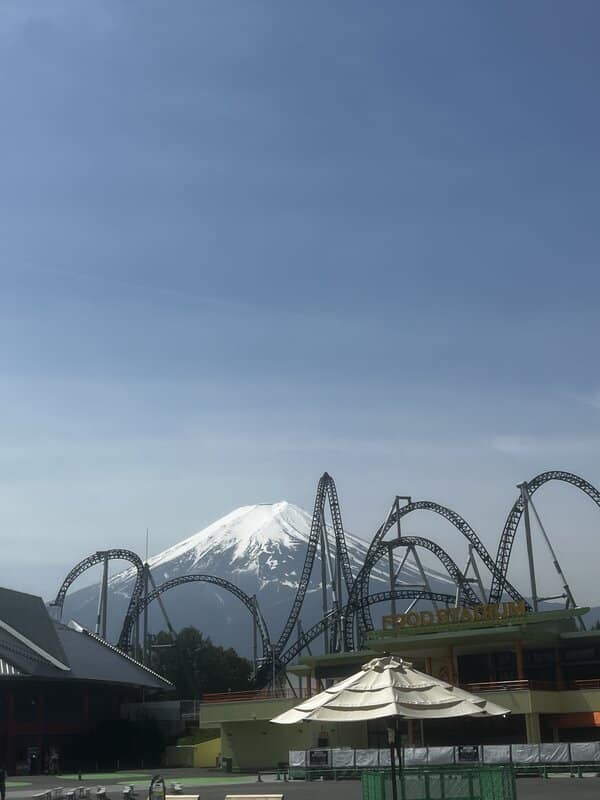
[[382, 601, 527, 631]]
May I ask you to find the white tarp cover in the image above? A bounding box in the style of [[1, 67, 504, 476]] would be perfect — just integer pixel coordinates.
[[289, 750, 306, 767], [355, 749, 379, 768], [427, 746, 455, 765], [570, 742, 600, 762], [379, 749, 391, 766], [512, 744, 541, 763], [331, 748, 355, 768], [539, 743, 570, 763], [403, 747, 428, 766], [271, 656, 510, 724], [482, 745, 511, 764]]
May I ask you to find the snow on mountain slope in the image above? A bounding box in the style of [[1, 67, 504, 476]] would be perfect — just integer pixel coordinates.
[[61, 501, 454, 656]]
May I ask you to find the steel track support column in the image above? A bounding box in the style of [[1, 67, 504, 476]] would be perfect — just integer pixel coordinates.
[[519, 482, 539, 612], [320, 525, 329, 654], [95, 552, 109, 637], [147, 570, 177, 638], [100, 552, 109, 639], [527, 493, 580, 616], [336, 537, 344, 650], [388, 543, 397, 619], [411, 546, 439, 611], [253, 596, 258, 680], [464, 545, 486, 602], [134, 612, 140, 660], [143, 563, 149, 664]]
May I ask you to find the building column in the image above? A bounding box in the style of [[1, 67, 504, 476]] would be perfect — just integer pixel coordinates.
[[554, 647, 564, 689], [6, 691, 15, 774], [447, 646, 455, 684], [83, 693, 90, 728], [37, 689, 45, 765], [407, 720, 414, 747], [515, 639, 525, 681], [525, 713, 541, 744]]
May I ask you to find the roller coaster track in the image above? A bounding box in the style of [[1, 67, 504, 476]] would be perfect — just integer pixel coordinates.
[[254, 588, 457, 686], [119, 573, 272, 659], [344, 500, 527, 650], [51, 549, 145, 650], [381, 536, 482, 606], [276, 471, 353, 653], [489, 471, 600, 604], [54, 469, 598, 677]]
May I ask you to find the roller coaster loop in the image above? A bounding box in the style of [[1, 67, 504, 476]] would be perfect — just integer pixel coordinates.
[[119, 573, 272, 659], [490, 471, 600, 604]]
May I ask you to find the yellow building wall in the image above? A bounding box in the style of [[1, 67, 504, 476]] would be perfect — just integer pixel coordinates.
[[193, 738, 221, 768]]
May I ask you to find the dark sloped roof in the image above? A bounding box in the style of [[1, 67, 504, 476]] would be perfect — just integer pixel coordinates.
[[0, 586, 172, 691], [0, 627, 60, 678], [56, 623, 172, 689], [0, 586, 68, 666]]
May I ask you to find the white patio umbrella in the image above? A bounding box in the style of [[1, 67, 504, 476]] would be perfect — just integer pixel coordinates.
[[272, 655, 509, 800]]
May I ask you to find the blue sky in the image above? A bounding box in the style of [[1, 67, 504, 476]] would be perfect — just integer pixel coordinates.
[[1, 1, 600, 605]]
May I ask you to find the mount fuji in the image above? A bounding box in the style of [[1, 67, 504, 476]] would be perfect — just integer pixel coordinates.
[[60, 502, 455, 657]]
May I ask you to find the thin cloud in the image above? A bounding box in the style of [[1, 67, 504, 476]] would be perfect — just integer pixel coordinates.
[[490, 434, 600, 456]]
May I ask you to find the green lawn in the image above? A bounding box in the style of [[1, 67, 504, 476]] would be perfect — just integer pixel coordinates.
[[7, 781, 32, 787], [122, 777, 255, 787], [62, 773, 151, 781]]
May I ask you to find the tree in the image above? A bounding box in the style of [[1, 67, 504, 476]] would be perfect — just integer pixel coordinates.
[[150, 626, 252, 698]]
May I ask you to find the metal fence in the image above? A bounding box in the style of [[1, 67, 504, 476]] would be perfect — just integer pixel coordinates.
[[289, 740, 600, 775], [362, 766, 516, 800]]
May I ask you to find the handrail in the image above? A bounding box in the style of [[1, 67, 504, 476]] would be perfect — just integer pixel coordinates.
[[567, 678, 600, 690], [202, 687, 308, 703], [201, 677, 600, 703], [459, 679, 556, 692]]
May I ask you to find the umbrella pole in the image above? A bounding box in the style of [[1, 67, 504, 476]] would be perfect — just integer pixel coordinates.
[[395, 719, 404, 799], [387, 720, 398, 800]]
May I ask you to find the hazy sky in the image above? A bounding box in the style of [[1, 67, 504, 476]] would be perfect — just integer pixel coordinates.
[[2, 1, 600, 606]]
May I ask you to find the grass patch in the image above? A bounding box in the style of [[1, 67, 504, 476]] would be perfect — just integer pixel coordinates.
[[122, 777, 254, 787], [7, 781, 32, 787], [62, 773, 151, 781]]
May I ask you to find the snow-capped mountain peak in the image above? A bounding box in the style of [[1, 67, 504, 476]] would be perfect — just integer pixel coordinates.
[[148, 502, 311, 570], [61, 501, 454, 656]]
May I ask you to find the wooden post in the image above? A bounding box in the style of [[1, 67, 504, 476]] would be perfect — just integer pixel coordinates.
[[425, 657, 433, 675], [407, 719, 414, 747]]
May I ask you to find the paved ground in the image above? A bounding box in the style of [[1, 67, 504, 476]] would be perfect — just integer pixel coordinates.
[[6, 768, 600, 799]]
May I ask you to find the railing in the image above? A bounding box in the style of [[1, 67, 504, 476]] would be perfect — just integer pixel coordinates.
[[202, 687, 308, 703], [567, 678, 600, 690], [460, 679, 556, 692], [463, 678, 600, 692], [200, 677, 600, 704]]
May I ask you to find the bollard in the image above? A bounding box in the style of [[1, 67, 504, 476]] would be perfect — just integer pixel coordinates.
[[257, 773, 262, 782]]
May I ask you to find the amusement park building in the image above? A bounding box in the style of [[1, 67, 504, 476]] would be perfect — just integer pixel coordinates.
[[198, 604, 600, 770], [0, 586, 172, 774]]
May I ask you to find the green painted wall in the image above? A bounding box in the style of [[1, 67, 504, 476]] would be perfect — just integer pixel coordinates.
[[220, 719, 368, 771], [200, 697, 298, 724], [199, 688, 600, 764]]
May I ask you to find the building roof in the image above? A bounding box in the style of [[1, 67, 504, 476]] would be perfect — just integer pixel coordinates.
[[0, 586, 69, 666], [0, 586, 172, 690]]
